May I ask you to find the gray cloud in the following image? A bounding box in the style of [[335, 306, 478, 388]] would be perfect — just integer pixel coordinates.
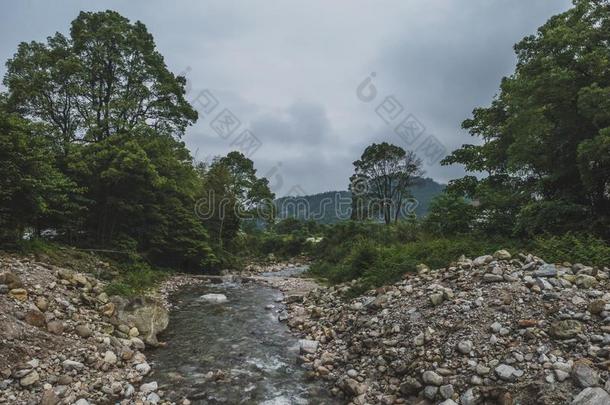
[[0, 0, 573, 195]]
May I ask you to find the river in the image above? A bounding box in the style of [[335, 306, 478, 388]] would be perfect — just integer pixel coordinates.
[[146, 267, 340, 404]]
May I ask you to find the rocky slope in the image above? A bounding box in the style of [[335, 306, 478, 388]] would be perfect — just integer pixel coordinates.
[[0, 254, 172, 404], [286, 250, 610, 405]]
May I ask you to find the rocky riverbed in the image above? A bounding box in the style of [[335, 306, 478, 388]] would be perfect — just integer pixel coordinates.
[[3, 251, 610, 405], [0, 254, 169, 404], [283, 250, 610, 405]]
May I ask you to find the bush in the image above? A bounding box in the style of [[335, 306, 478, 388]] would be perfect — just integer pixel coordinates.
[[533, 233, 610, 268], [105, 261, 168, 296]]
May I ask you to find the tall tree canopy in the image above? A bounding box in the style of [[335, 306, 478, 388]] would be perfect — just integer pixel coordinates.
[[3, 10, 197, 148], [198, 151, 275, 249], [351, 142, 423, 225], [444, 0, 610, 237]]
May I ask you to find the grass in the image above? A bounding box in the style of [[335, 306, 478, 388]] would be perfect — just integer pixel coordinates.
[[307, 221, 609, 295]]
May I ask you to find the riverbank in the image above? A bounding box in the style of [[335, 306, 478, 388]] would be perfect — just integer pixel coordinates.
[[0, 253, 170, 404], [283, 250, 610, 405]]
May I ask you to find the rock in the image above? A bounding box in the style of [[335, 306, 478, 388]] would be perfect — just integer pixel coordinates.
[[75, 324, 92, 338], [399, 377, 422, 395], [495, 364, 521, 381], [103, 350, 117, 364], [533, 264, 558, 277], [439, 384, 454, 399], [0, 284, 8, 294], [74, 399, 90, 405], [62, 359, 85, 370], [422, 370, 443, 386], [47, 320, 64, 335], [299, 339, 319, 354], [4, 272, 23, 289], [483, 274, 504, 283], [457, 340, 473, 354], [493, 250, 512, 260], [128, 327, 139, 337], [575, 274, 598, 289], [571, 387, 610, 405], [550, 319, 583, 339], [35, 296, 49, 311], [100, 302, 116, 317], [9, 288, 28, 301], [589, 300, 606, 315], [439, 400, 458, 405], [461, 389, 477, 405], [40, 389, 60, 405], [136, 362, 151, 375], [114, 296, 169, 346], [19, 370, 39, 386], [572, 361, 600, 388], [199, 293, 228, 303], [140, 381, 158, 394], [343, 378, 367, 396], [147, 392, 161, 404], [424, 385, 438, 400], [429, 293, 444, 306], [473, 255, 493, 266], [24, 309, 46, 328]]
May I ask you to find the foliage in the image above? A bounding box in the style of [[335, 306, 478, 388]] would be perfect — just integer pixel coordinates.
[[423, 193, 476, 235], [442, 0, 610, 238], [351, 142, 424, 224], [308, 221, 518, 292], [0, 99, 77, 243], [4, 10, 197, 147], [197, 152, 275, 251], [533, 233, 610, 268]]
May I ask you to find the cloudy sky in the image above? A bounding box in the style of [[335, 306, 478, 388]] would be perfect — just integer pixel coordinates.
[[0, 1, 572, 196]]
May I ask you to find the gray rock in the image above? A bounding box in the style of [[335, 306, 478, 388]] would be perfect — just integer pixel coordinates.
[[571, 387, 610, 405], [139, 381, 158, 394], [461, 388, 477, 405], [62, 360, 85, 370], [423, 385, 438, 400], [199, 293, 228, 304], [439, 384, 454, 399], [533, 264, 558, 277], [483, 274, 504, 283], [495, 364, 521, 381], [422, 370, 443, 386], [299, 339, 319, 354], [114, 296, 169, 346], [457, 340, 473, 354], [572, 362, 600, 388]]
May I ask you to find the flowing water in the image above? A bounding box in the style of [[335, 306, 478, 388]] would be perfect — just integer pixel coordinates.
[[147, 267, 340, 404]]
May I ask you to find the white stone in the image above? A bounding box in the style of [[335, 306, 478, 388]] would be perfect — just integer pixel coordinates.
[[199, 293, 228, 304]]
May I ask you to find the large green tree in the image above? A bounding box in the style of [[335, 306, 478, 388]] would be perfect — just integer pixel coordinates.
[[198, 152, 275, 249], [4, 10, 197, 148], [351, 142, 423, 225], [0, 96, 76, 243], [444, 0, 610, 237]]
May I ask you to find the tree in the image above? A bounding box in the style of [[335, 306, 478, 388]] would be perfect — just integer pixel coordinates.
[[424, 193, 476, 235], [0, 96, 76, 243], [443, 0, 610, 238], [351, 142, 423, 225], [198, 151, 275, 249], [4, 10, 197, 149]]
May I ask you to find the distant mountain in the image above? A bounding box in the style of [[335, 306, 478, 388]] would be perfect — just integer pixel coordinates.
[[275, 177, 445, 224]]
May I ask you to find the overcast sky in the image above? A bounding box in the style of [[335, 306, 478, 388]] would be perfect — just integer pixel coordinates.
[[0, 1, 572, 196]]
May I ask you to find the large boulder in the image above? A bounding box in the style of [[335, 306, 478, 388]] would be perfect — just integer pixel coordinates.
[[112, 296, 169, 346]]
